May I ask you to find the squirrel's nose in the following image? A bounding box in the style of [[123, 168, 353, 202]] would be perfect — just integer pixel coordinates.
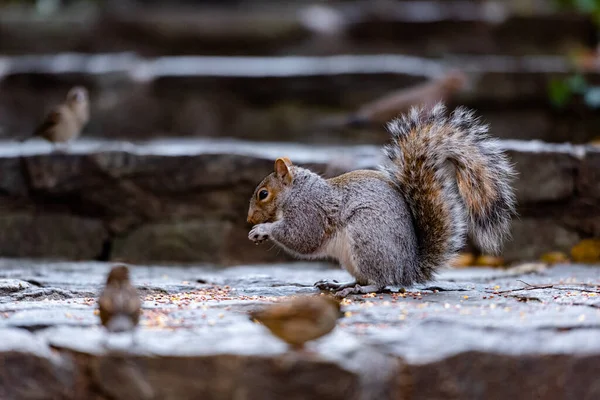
[[247, 212, 254, 224]]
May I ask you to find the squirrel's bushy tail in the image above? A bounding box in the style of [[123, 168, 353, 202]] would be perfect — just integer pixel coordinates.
[[382, 102, 516, 281]]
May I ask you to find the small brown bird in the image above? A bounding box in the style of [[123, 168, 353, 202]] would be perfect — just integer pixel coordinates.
[[98, 265, 141, 337], [23, 86, 90, 149], [347, 69, 467, 127], [249, 295, 343, 350]]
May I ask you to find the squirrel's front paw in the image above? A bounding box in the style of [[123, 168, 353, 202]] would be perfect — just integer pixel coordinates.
[[248, 224, 271, 244]]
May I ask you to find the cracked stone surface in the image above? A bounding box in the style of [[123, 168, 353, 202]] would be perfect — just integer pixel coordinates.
[[0, 259, 598, 399]]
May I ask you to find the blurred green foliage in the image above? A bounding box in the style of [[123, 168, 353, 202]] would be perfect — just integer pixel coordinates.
[[550, 1, 600, 108], [554, 0, 600, 20], [548, 73, 600, 109], [548, 74, 585, 107]]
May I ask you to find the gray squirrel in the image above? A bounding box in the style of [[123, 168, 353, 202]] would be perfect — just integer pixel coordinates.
[[247, 103, 516, 297]]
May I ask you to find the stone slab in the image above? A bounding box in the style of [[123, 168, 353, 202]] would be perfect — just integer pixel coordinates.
[[0, 260, 598, 399]]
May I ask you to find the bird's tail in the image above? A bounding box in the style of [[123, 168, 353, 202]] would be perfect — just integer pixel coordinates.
[[107, 314, 135, 333]]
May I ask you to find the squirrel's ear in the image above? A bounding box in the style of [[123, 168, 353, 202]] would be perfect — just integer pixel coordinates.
[[274, 157, 293, 184]]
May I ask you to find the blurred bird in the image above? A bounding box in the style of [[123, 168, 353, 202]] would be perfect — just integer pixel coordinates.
[[347, 69, 468, 127], [98, 265, 141, 344], [314, 70, 468, 130], [249, 295, 343, 350], [22, 86, 90, 150]]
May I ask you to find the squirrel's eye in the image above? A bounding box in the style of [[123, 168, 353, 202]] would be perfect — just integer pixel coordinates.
[[258, 189, 269, 200]]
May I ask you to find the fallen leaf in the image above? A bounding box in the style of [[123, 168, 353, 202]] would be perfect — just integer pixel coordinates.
[[540, 251, 570, 265], [474, 255, 504, 268], [450, 252, 475, 268], [571, 239, 600, 263]]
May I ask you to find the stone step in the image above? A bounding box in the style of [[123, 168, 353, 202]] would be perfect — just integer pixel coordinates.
[[1, 53, 599, 144], [0, 2, 594, 56], [0, 138, 597, 264], [0, 260, 599, 399]]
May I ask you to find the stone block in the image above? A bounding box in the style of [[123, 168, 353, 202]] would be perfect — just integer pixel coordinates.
[[112, 219, 234, 264], [507, 148, 578, 204], [0, 213, 107, 260], [503, 218, 580, 261]]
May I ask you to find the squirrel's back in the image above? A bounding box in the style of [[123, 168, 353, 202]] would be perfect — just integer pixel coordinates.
[[381, 102, 516, 282]]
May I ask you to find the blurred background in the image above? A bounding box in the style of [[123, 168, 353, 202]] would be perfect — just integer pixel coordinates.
[[0, 0, 599, 266], [2, 0, 600, 144], [2, 4, 600, 397]]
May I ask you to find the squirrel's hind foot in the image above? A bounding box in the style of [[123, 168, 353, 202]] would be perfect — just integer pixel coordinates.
[[334, 284, 385, 298], [314, 279, 356, 291], [314, 280, 384, 298]]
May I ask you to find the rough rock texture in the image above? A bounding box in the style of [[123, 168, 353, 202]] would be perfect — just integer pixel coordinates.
[[2, 53, 600, 144], [0, 213, 108, 260], [503, 219, 581, 262], [0, 260, 598, 399], [0, 329, 75, 400], [0, 138, 598, 263], [111, 219, 234, 264]]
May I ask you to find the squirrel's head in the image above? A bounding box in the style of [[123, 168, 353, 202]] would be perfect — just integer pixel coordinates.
[[247, 157, 294, 225]]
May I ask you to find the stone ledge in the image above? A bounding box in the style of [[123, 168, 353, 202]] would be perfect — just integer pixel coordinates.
[[0, 138, 598, 262], [2, 53, 599, 144], [0, 53, 576, 94], [0, 261, 599, 399], [404, 352, 600, 399]]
